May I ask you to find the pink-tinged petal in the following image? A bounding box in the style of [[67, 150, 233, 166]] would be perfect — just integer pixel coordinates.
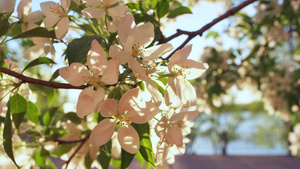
[[166, 125, 183, 147], [126, 101, 159, 124], [40, 2, 59, 16], [100, 98, 118, 117], [170, 111, 199, 123], [141, 43, 173, 61], [155, 116, 167, 139], [118, 14, 136, 45], [76, 87, 105, 118], [164, 77, 182, 107], [0, 0, 16, 13], [135, 22, 154, 47], [127, 57, 148, 80], [144, 78, 163, 106], [87, 39, 108, 75], [17, 0, 31, 18], [31, 37, 51, 44], [59, 63, 90, 86], [101, 58, 119, 85], [81, 8, 105, 18], [23, 44, 49, 60], [107, 5, 128, 17], [49, 45, 56, 61], [24, 10, 43, 23], [55, 17, 69, 40], [168, 44, 192, 71], [174, 76, 196, 106], [118, 124, 140, 154], [60, 0, 70, 12], [43, 15, 60, 29], [183, 60, 208, 80], [109, 45, 121, 59], [90, 118, 116, 147], [124, 36, 134, 55], [119, 88, 139, 113], [82, 0, 101, 6]]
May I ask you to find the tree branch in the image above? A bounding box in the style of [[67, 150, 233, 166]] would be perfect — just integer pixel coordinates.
[[161, 0, 258, 60], [0, 66, 87, 89]]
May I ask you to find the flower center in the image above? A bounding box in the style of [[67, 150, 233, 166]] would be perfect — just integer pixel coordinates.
[[49, 3, 67, 17], [171, 65, 190, 78], [83, 71, 102, 88], [132, 43, 145, 57], [117, 114, 130, 128]]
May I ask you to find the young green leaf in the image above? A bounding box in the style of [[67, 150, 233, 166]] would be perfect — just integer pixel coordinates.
[[25, 101, 41, 124], [9, 93, 27, 114], [167, 6, 192, 18], [66, 35, 102, 65], [3, 105, 20, 169], [156, 0, 169, 19], [22, 57, 55, 73]]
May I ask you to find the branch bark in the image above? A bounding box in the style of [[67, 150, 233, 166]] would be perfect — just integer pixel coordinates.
[[0, 66, 86, 89], [161, 0, 258, 60]]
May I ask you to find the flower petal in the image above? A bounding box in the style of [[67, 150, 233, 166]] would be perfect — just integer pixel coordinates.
[[155, 116, 167, 139], [82, 0, 101, 6], [168, 44, 192, 71], [59, 63, 90, 86], [119, 88, 139, 113], [42, 15, 60, 29], [101, 58, 119, 84], [23, 44, 48, 60], [107, 5, 128, 17], [60, 0, 70, 12], [87, 39, 108, 75], [76, 87, 105, 118], [174, 76, 197, 106], [126, 101, 159, 124], [141, 43, 173, 62], [100, 98, 118, 117], [183, 60, 208, 80], [164, 77, 182, 108], [144, 78, 163, 106], [166, 125, 183, 147], [81, 7, 105, 18], [118, 14, 136, 45], [134, 22, 154, 47], [17, 0, 31, 18], [127, 57, 148, 80], [55, 17, 69, 40], [40, 1, 59, 16], [169, 111, 199, 123], [118, 124, 140, 154], [90, 118, 116, 147], [24, 11, 43, 23]]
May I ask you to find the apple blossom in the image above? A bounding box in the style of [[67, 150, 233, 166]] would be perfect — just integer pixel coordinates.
[[0, 0, 16, 13], [17, 0, 43, 32], [165, 44, 208, 107], [40, 0, 70, 40], [90, 88, 160, 154], [23, 37, 55, 60], [81, 0, 128, 19], [59, 40, 119, 117]]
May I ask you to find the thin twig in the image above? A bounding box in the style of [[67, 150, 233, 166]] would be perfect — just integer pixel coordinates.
[[161, 0, 258, 60], [0, 66, 87, 89]]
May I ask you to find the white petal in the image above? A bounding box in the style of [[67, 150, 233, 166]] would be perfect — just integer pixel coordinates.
[[144, 78, 163, 106], [164, 77, 182, 108], [141, 43, 173, 61], [135, 22, 154, 47], [100, 99, 118, 117], [59, 63, 90, 86], [55, 17, 69, 40], [174, 76, 197, 106], [168, 44, 192, 70], [127, 57, 148, 80], [81, 8, 105, 18], [60, 0, 70, 12], [166, 125, 183, 147], [118, 124, 140, 154], [119, 88, 139, 113], [43, 15, 60, 29], [87, 39, 108, 75], [76, 87, 105, 118], [17, 0, 31, 18], [155, 116, 167, 139], [183, 60, 208, 80], [101, 58, 119, 84], [90, 118, 116, 147], [107, 5, 128, 17], [40, 2, 59, 16], [23, 44, 48, 60], [24, 10, 43, 23], [118, 14, 136, 45], [82, 0, 101, 6]]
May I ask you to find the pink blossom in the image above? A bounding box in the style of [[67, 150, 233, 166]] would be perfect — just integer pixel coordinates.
[[59, 40, 119, 117], [17, 0, 43, 31], [90, 88, 159, 154]]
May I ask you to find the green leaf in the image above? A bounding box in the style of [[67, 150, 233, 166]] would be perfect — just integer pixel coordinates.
[[9, 94, 27, 114], [0, 18, 9, 37], [85, 153, 93, 169], [121, 149, 135, 169], [167, 6, 192, 18], [22, 57, 55, 73], [34, 147, 49, 167], [98, 140, 112, 169], [11, 27, 56, 40], [66, 35, 102, 65], [205, 31, 219, 39], [49, 69, 60, 81], [43, 107, 59, 127], [62, 112, 81, 124], [126, 2, 140, 10], [156, 0, 169, 19], [132, 123, 156, 168], [25, 101, 41, 124], [51, 144, 74, 158], [3, 104, 20, 169]]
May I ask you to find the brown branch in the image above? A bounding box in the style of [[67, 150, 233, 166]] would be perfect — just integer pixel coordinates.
[[0, 66, 87, 89], [162, 0, 258, 60]]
